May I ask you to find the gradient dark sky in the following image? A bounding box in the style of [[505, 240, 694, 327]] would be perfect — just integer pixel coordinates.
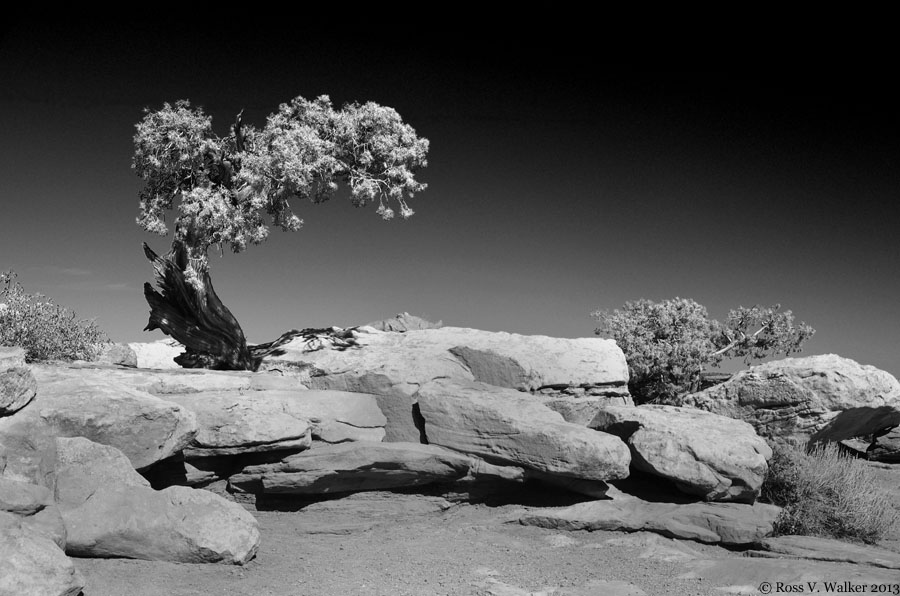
[[1, 23, 898, 376]]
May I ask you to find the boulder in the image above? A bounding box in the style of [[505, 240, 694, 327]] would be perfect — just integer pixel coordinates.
[[0, 346, 36, 416], [230, 441, 472, 495], [0, 520, 84, 596], [162, 391, 314, 457], [27, 366, 198, 470], [676, 354, 900, 446], [416, 379, 631, 482], [590, 405, 771, 502], [518, 488, 781, 546], [867, 426, 900, 462], [94, 342, 138, 367], [127, 338, 184, 369], [267, 326, 630, 441], [55, 437, 260, 564]]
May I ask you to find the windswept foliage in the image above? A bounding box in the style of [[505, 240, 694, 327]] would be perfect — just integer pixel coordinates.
[[0, 270, 108, 362], [592, 297, 814, 403], [133, 95, 429, 281]]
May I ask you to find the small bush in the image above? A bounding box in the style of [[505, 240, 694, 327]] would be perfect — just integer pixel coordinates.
[[0, 270, 108, 362], [761, 442, 899, 544]]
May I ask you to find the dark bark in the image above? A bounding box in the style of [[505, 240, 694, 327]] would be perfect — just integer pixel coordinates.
[[142, 242, 361, 371], [143, 241, 257, 370]]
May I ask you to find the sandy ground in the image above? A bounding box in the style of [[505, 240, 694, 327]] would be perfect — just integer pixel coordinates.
[[72, 467, 900, 596]]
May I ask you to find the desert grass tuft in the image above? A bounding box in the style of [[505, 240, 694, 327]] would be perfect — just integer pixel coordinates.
[[762, 441, 899, 544]]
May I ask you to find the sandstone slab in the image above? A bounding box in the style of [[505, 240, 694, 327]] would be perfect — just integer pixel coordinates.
[[267, 326, 629, 441], [518, 490, 781, 546], [27, 367, 197, 470], [55, 437, 259, 564], [752, 534, 900, 569], [230, 441, 471, 494], [867, 426, 900, 462], [127, 338, 184, 369], [417, 379, 631, 482], [590, 404, 771, 502], [677, 354, 900, 446]]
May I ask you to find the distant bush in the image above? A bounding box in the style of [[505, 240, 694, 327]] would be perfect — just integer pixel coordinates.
[[761, 442, 898, 544], [592, 297, 814, 404], [0, 270, 108, 362]]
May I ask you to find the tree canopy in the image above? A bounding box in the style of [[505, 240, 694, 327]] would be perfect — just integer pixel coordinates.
[[592, 297, 815, 404], [133, 95, 429, 284], [132, 94, 429, 370]]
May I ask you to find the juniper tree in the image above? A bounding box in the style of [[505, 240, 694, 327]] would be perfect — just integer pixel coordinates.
[[592, 298, 815, 404], [133, 95, 429, 370]]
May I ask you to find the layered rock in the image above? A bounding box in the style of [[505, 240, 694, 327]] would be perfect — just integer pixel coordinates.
[[55, 437, 260, 564], [26, 367, 197, 470], [519, 488, 781, 546], [0, 346, 36, 416], [230, 441, 472, 495], [751, 535, 900, 569], [590, 405, 771, 502], [262, 326, 629, 442], [416, 379, 631, 482], [676, 354, 900, 445]]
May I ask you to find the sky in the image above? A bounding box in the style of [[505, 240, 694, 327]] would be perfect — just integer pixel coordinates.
[[1, 23, 898, 377]]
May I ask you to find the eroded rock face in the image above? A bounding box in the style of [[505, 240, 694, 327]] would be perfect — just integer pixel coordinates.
[[0, 346, 37, 416], [27, 367, 198, 470], [230, 441, 472, 495], [590, 405, 771, 503], [55, 437, 260, 565], [416, 379, 631, 482], [518, 488, 781, 546], [676, 354, 900, 446]]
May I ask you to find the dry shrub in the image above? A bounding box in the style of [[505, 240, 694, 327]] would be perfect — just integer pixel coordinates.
[[762, 441, 899, 544], [0, 270, 108, 362]]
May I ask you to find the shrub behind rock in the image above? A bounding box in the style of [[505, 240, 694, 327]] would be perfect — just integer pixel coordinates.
[[0, 270, 107, 362], [761, 442, 898, 544]]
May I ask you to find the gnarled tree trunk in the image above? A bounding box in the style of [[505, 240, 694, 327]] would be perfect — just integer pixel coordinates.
[[143, 242, 358, 371], [143, 241, 258, 370]]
